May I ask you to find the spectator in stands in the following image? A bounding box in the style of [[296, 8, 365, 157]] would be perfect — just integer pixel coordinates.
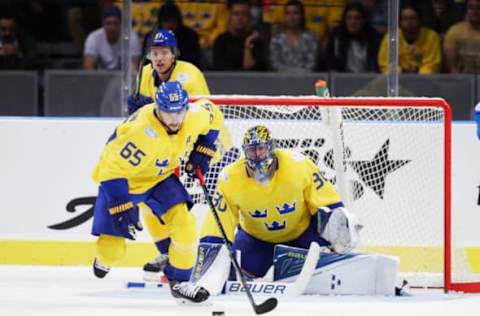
[[424, 0, 459, 40], [269, 0, 318, 73], [378, 2, 442, 74], [351, 0, 388, 35], [213, 0, 268, 71], [263, 0, 346, 46], [83, 5, 141, 71], [325, 2, 381, 73], [143, 1, 202, 69], [0, 14, 36, 69], [443, 0, 480, 73]]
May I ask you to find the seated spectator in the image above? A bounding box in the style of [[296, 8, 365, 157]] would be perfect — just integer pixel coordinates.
[[263, 0, 346, 46], [444, 0, 480, 73], [269, 0, 318, 73], [143, 1, 202, 69], [424, 0, 459, 40], [378, 2, 442, 74], [351, 0, 388, 35], [213, 0, 268, 71], [0, 14, 36, 69], [83, 5, 141, 71], [325, 2, 381, 72]]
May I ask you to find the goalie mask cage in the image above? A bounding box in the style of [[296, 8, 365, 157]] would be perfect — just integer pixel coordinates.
[[185, 95, 479, 293]]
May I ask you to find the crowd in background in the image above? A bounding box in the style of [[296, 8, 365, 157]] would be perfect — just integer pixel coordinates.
[[0, 0, 479, 74]]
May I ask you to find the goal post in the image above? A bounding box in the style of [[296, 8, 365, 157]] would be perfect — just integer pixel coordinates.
[[186, 95, 480, 293]]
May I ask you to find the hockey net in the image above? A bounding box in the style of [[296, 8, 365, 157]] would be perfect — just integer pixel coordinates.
[[183, 96, 480, 293]]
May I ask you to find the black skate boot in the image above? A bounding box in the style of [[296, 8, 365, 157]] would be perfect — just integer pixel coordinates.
[[143, 254, 169, 281], [93, 258, 110, 278], [169, 281, 210, 304]]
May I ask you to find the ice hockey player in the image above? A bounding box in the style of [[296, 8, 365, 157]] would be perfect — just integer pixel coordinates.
[[192, 125, 402, 296], [126, 28, 233, 280], [127, 29, 209, 115], [90, 81, 223, 303]]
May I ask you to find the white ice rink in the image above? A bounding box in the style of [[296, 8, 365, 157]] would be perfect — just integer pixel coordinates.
[[1, 265, 480, 316]]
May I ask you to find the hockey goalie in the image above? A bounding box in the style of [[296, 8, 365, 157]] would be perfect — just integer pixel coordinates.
[[186, 124, 404, 297]]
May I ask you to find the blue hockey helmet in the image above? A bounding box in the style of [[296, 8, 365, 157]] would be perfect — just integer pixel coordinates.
[[155, 81, 189, 113], [242, 125, 276, 181], [150, 29, 177, 53]]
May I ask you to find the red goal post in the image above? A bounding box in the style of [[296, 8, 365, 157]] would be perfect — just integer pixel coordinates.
[[188, 95, 479, 293]]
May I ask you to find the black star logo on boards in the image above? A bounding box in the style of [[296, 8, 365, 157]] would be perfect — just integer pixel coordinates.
[[348, 139, 410, 199]]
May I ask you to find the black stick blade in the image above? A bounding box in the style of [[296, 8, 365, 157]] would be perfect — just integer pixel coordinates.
[[254, 297, 278, 314]]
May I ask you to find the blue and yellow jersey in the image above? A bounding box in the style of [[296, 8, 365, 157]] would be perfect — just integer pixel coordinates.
[[201, 149, 342, 243], [92, 99, 223, 194], [140, 60, 231, 163], [139, 60, 210, 98]]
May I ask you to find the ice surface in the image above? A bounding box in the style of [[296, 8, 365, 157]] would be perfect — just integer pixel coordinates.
[[1, 265, 480, 316]]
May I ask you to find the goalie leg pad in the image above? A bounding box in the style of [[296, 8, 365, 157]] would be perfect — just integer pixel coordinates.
[[304, 253, 399, 295], [272, 244, 310, 281], [190, 243, 231, 295]]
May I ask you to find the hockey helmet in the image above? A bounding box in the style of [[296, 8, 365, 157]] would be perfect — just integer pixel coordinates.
[[242, 125, 276, 181], [150, 29, 177, 53], [155, 81, 189, 113]]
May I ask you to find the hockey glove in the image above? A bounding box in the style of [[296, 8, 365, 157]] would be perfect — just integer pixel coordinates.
[[127, 94, 154, 115], [108, 201, 143, 240], [317, 206, 362, 254], [186, 134, 217, 177]]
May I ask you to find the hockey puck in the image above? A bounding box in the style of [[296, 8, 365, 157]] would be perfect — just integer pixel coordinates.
[[212, 312, 225, 316]]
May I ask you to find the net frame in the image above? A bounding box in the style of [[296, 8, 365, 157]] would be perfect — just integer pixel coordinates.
[[189, 96, 480, 293]]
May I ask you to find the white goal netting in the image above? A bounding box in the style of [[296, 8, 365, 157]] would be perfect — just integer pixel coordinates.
[[182, 96, 479, 292]]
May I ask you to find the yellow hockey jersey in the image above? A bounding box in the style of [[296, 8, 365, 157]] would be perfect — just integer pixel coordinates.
[[92, 99, 223, 194], [201, 149, 342, 243], [139, 60, 210, 98]]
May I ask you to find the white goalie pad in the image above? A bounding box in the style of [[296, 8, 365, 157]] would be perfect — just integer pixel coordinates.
[[194, 244, 231, 295], [319, 207, 363, 254], [304, 253, 400, 296]]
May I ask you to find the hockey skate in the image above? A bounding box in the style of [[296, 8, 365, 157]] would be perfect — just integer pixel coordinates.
[[93, 258, 110, 278], [143, 254, 169, 282], [169, 281, 210, 304]]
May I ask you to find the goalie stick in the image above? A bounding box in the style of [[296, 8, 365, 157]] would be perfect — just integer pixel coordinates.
[[196, 169, 278, 315], [225, 241, 320, 296]]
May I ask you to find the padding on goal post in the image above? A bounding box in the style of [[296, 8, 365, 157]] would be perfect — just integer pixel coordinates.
[[185, 95, 480, 293]]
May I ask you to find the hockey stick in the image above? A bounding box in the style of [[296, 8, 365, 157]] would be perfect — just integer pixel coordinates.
[[225, 241, 320, 296], [195, 169, 278, 315]]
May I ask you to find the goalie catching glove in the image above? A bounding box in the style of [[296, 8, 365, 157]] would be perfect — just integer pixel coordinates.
[[317, 206, 363, 254], [185, 132, 217, 177]]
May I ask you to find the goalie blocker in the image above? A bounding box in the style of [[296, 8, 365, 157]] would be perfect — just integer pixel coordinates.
[[190, 242, 400, 296]]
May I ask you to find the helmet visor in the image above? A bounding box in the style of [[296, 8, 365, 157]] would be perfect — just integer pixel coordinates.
[[243, 143, 272, 162]]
